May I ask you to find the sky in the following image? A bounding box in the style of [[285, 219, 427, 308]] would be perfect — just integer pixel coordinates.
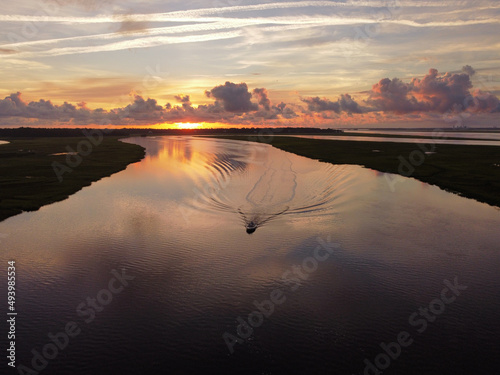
[[0, 0, 499, 128]]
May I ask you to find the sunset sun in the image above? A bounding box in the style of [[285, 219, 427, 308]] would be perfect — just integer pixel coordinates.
[[174, 122, 203, 129]]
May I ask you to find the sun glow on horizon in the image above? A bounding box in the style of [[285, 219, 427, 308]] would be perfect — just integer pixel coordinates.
[[153, 122, 233, 129], [174, 122, 202, 129]]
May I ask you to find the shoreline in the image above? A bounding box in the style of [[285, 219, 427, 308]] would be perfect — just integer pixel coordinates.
[[0, 137, 145, 222]]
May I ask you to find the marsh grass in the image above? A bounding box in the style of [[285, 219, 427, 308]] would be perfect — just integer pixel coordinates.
[[0, 137, 145, 222]]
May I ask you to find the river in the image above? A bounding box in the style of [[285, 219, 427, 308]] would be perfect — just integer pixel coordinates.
[[1, 136, 499, 374]]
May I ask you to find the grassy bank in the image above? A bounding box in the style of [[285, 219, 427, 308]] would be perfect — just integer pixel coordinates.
[[0, 136, 145, 222], [209, 135, 500, 208]]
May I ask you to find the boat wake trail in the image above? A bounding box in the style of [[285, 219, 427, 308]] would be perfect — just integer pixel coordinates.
[[184, 141, 356, 233]]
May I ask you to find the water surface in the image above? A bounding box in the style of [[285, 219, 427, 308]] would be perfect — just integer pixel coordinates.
[[349, 130, 500, 140], [292, 134, 500, 146], [1, 136, 499, 375]]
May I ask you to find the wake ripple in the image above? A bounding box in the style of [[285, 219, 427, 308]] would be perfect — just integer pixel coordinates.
[[184, 141, 357, 234]]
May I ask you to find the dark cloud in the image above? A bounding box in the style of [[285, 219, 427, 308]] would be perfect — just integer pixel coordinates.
[[462, 65, 476, 76], [0, 92, 24, 116], [0, 84, 272, 126], [114, 95, 165, 121], [0, 92, 92, 121], [174, 94, 192, 110], [339, 94, 364, 114], [274, 102, 297, 119], [301, 97, 340, 112], [413, 68, 472, 112], [467, 90, 500, 113], [366, 68, 499, 114], [366, 77, 424, 113], [253, 88, 271, 111], [174, 94, 191, 104], [301, 94, 363, 114], [116, 17, 149, 35], [300, 67, 497, 117], [206, 82, 258, 113]]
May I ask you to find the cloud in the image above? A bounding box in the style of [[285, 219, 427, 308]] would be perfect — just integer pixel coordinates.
[[468, 89, 500, 113], [0, 68, 497, 127], [253, 88, 271, 110], [0, 81, 284, 125], [3, 1, 499, 60], [0, 3, 371, 24], [1, 1, 493, 25], [206, 82, 258, 113], [339, 94, 364, 114], [276, 102, 298, 119], [117, 19, 150, 35], [0, 92, 24, 116], [114, 95, 165, 121], [366, 68, 499, 114], [366, 77, 425, 113], [0, 92, 93, 121], [172, 94, 192, 111], [174, 94, 191, 104], [7, 31, 242, 58], [301, 93, 363, 114], [462, 65, 476, 76], [297, 67, 498, 118], [301, 96, 341, 112]]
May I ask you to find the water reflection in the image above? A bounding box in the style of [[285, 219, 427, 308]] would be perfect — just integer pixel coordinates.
[[136, 138, 355, 234]]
